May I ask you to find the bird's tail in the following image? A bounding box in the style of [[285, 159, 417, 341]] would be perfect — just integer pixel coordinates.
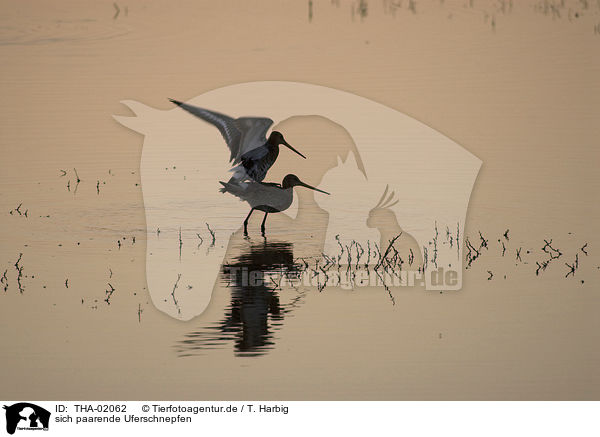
[[219, 180, 247, 193], [228, 164, 250, 181]]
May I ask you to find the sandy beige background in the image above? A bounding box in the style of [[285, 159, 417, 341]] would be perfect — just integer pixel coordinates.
[[0, 0, 599, 399]]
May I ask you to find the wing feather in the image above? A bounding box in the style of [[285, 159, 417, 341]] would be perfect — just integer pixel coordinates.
[[235, 117, 273, 159], [169, 100, 273, 164], [169, 99, 242, 162]]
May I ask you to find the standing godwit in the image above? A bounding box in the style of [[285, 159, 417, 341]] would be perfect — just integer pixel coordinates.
[[219, 174, 329, 235]]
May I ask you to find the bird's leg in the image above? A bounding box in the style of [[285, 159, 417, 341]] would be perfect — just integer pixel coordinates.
[[261, 212, 268, 235], [243, 208, 254, 236]]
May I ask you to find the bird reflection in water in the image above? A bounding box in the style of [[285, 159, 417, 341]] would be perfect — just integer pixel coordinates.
[[177, 240, 305, 357]]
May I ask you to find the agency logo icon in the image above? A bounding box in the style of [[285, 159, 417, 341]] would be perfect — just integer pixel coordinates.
[[2, 403, 50, 435]]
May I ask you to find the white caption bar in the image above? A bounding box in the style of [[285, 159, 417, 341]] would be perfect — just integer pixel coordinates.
[[0, 401, 597, 437]]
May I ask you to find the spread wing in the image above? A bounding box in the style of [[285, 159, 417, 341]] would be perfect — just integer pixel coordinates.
[[169, 99, 273, 164], [169, 99, 241, 162], [235, 117, 274, 158]]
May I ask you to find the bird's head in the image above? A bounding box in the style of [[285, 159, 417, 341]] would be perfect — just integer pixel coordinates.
[[269, 131, 306, 159], [282, 174, 329, 194]]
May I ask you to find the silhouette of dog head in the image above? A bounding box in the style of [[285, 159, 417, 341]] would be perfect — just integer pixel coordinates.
[[3, 403, 50, 435]]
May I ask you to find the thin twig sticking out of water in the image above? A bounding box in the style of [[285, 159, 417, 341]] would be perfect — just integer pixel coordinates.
[[432, 222, 439, 268], [375, 233, 402, 271], [536, 239, 562, 275], [71, 168, 81, 194], [14, 253, 24, 293], [465, 237, 481, 268], [105, 283, 115, 304], [445, 225, 454, 249], [1, 269, 7, 292], [499, 240, 507, 256], [9, 203, 23, 216], [206, 223, 216, 247], [172, 274, 182, 315], [179, 227, 183, 261], [565, 253, 580, 278]]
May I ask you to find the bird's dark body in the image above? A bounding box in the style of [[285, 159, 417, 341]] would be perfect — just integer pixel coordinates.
[[219, 174, 329, 235], [240, 144, 279, 182], [219, 180, 293, 213], [254, 204, 281, 213]]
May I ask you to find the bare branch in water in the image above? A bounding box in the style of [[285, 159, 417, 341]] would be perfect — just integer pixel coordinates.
[[1, 269, 8, 292], [375, 233, 402, 271], [171, 273, 182, 314], [564, 251, 581, 278], [479, 231, 488, 250], [105, 283, 116, 304], [15, 254, 24, 293], [179, 227, 183, 260], [432, 222, 439, 268], [536, 259, 550, 276], [456, 222, 460, 257], [206, 223, 216, 247], [465, 237, 481, 268], [542, 239, 562, 260]]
